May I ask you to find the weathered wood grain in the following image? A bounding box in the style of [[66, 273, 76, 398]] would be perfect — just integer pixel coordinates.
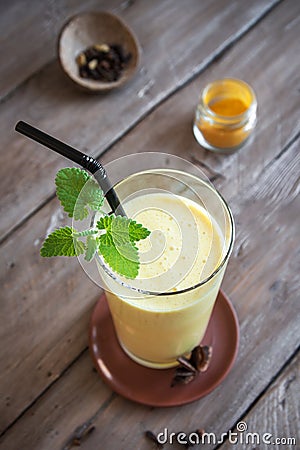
[[0, 0, 280, 242], [0, 140, 298, 450], [220, 352, 299, 449], [0, 352, 115, 450], [99, 0, 300, 202], [0, 196, 102, 433], [0, 0, 123, 100], [61, 141, 299, 450], [1, 0, 300, 446], [1, 0, 299, 436]]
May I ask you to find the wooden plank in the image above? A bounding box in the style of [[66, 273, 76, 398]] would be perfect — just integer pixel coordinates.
[[0, 0, 280, 242], [0, 352, 114, 450], [59, 142, 300, 450], [100, 0, 300, 201], [0, 140, 298, 449], [0, 0, 299, 435], [0, 197, 101, 433], [0, 0, 123, 100], [219, 352, 299, 449]]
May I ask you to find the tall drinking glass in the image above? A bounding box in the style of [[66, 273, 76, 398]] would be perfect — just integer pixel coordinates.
[[94, 163, 234, 369]]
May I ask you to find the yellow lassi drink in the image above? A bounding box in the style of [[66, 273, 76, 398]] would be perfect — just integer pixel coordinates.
[[100, 169, 234, 368]]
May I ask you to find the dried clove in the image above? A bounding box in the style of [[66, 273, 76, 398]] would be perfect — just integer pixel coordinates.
[[62, 424, 95, 449], [75, 43, 132, 83], [171, 345, 213, 386]]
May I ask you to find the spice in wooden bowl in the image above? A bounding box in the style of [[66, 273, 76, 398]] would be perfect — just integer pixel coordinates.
[[58, 11, 140, 92], [76, 43, 132, 82]]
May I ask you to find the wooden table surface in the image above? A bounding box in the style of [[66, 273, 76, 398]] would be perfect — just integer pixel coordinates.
[[0, 1, 299, 449]]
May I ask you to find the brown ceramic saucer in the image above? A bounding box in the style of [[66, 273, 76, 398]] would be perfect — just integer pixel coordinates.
[[89, 290, 239, 407]]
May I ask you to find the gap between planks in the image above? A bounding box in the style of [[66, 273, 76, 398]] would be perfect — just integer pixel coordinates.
[[0, 0, 283, 246], [1, 125, 298, 250], [0, 346, 88, 439], [0, 0, 282, 106]]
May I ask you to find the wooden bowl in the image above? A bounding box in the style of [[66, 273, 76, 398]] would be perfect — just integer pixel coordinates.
[[58, 11, 140, 92]]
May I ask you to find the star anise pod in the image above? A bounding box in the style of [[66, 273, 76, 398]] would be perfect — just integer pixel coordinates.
[[171, 345, 212, 386], [190, 345, 212, 372]]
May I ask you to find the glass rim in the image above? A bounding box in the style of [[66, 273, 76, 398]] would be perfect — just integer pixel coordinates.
[[96, 168, 235, 297]]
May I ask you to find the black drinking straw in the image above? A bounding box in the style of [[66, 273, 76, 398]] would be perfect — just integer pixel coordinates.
[[15, 121, 126, 216]]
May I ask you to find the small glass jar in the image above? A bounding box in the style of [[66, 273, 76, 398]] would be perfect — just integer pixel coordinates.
[[193, 78, 257, 153]]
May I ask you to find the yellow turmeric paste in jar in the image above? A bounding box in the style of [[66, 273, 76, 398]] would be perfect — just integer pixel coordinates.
[[210, 98, 247, 116], [193, 78, 257, 152]]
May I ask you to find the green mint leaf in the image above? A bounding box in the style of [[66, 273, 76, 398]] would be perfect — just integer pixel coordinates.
[[99, 231, 113, 246], [85, 236, 99, 261], [97, 215, 112, 231], [97, 215, 150, 244], [106, 215, 131, 246], [96, 215, 150, 278], [55, 168, 89, 218], [55, 168, 104, 220], [40, 226, 85, 257], [99, 237, 139, 279], [76, 177, 104, 216], [129, 220, 151, 241]]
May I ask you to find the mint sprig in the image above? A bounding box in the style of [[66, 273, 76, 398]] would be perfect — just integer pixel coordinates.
[[40, 168, 150, 279]]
